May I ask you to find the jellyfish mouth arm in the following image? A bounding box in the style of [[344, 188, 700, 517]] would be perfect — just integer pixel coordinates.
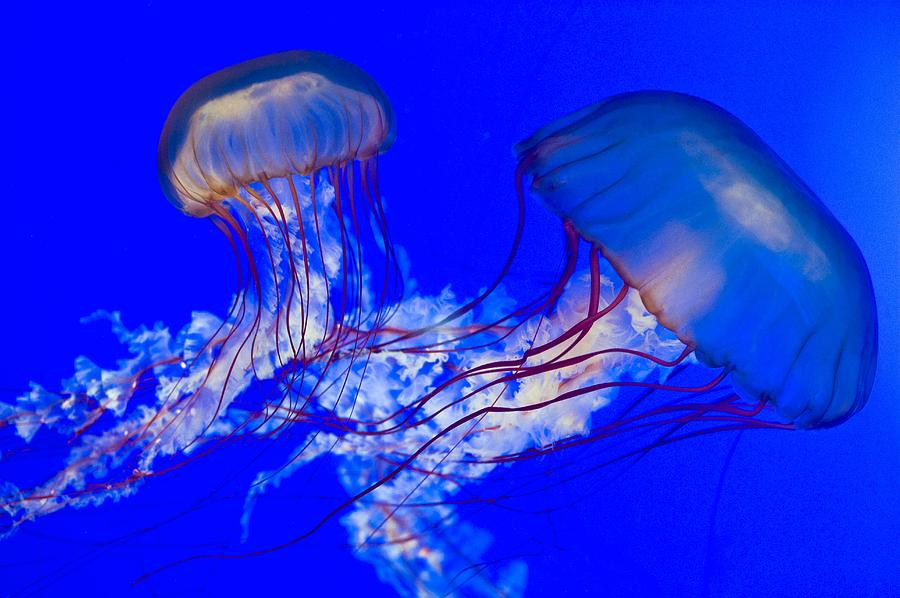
[[0, 176, 349, 524], [176, 263, 701, 572], [192, 246, 693, 595], [1, 163, 438, 538]]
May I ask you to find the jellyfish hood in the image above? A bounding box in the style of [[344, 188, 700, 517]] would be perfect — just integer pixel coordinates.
[[516, 91, 878, 428], [158, 50, 395, 216]]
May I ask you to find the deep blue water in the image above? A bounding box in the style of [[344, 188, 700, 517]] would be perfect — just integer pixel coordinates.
[[1, 2, 898, 596]]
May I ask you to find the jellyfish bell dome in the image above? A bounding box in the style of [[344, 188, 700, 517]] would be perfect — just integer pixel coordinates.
[[516, 91, 878, 428], [158, 50, 395, 216]]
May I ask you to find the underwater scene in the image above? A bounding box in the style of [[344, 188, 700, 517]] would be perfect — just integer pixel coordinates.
[[1, 2, 898, 596]]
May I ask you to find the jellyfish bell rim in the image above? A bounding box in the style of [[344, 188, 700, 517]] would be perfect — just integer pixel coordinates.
[[157, 50, 396, 218]]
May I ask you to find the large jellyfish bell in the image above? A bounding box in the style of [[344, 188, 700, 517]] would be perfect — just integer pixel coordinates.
[[515, 91, 878, 428]]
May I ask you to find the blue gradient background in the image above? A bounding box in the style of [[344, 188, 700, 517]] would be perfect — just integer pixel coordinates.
[[1, 2, 897, 596]]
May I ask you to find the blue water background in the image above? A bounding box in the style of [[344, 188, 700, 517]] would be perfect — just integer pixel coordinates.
[[1, 2, 898, 595]]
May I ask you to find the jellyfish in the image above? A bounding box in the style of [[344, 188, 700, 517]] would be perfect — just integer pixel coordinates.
[[158, 49, 403, 365], [514, 90, 878, 428], [0, 55, 878, 598]]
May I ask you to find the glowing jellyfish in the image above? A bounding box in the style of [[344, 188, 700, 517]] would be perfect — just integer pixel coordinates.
[[158, 49, 401, 340], [0, 57, 879, 598], [515, 91, 878, 428], [0, 49, 412, 563]]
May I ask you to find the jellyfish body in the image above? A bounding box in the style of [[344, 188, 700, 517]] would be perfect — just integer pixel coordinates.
[[516, 91, 878, 427], [159, 50, 395, 216], [3, 61, 877, 597], [156, 50, 404, 376]]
